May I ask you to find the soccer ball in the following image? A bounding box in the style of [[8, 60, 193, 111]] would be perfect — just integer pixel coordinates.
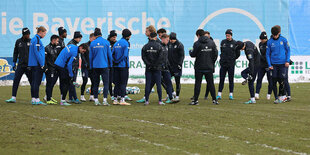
[[86, 87, 91, 94], [151, 88, 155, 93], [126, 87, 132, 95], [131, 86, 140, 94]]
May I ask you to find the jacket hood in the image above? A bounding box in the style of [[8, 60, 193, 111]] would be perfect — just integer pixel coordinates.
[[198, 36, 209, 43]]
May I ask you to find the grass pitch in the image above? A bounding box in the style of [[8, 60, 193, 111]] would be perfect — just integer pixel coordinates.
[[0, 83, 309, 154]]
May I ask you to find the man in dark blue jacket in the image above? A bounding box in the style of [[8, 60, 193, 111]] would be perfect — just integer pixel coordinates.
[[217, 29, 240, 100], [142, 32, 164, 105], [44, 35, 59, 105], [6, 28, 32, 103], [28, 26, 47, 105], [255, 32, 273, 100], [89, 28, 113, 106], [266, 25, 290, 104], [189, 29, 219, 105], [55, 44, 87, 106], [112, 29, 132, 106], [236, 41, 261, 104]]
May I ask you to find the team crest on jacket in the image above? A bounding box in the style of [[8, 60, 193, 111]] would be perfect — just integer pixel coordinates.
[[97, 43, 100, 45], [174, 45, 177, 48], [280, 41, 283, 45], [230, 44, 233, 48]]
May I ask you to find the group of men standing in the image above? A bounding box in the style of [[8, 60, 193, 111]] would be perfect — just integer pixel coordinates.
[[5, 24, 291, 106]]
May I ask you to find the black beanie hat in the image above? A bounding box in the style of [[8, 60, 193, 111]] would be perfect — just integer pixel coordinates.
[[225, 29, 233, 36], [109, 30, 117, 38], [259, 31, 267, 39], [122, 29, 132, 38], [94, 28, 102, 37], [58, 27, 67, 35], [74, 31, 82, 39], [235, 41, 244, 51], [170, 32, 177, 40], [150, 32, 157, 38], [22, 27, 30, 36]]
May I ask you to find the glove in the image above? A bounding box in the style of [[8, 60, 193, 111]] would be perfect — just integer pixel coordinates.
[[178, 65, 182, 70], [13, 63, 17, 71], [247, 74, 253, 81], [41, 66, 48, 72], [70, 77, 74, 84]]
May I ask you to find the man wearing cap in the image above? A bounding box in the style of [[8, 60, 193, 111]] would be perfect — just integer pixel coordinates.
[[168, 32, 184, 102], [89, 28, 113, 106], [235, 40, 261, 104], [142, 32, 164, 105], [6, 28, 32, 103], [80, 33, 96, 102], [255, 31, 273, 100], [107, 30, 117, 100], [217, 29, 240, 100], [266, 25, 290, 104], [57, 27, 67, 55], [67, 31, 83, 104], [189, 29, 219, 105], [44, 35, 60, 105], [112, 29, 132, 106]]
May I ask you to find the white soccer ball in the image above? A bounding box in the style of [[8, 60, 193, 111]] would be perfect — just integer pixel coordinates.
[[86, 87, 91, 94], [132, 86, 140, 94]]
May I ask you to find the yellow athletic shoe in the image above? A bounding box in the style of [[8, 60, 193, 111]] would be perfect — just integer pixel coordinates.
[[46, 100, 57, 105]]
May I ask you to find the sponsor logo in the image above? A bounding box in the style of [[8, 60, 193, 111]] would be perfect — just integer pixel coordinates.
[[0, 59, 12, 78], [291, 61, 303, 74]]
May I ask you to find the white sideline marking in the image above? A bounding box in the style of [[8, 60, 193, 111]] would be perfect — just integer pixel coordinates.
[[42, 108, 309, 155], [7, 110, 194, 155]]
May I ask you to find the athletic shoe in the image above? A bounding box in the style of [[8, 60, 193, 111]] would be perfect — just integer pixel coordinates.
[[68, 100, 74, 103], [74, 99, 82, 104], [60, 101, 71, 106], [242, 79, 248, 85], [111, 96, 115, 101], [158, 101, 165, 105], [89, 96, 95, 102], [144, 101, 149, 106], [113, 100, 119, 105], [204, 96, 208, 100], [287, 97, 292, 102], [51, 98, 58, 103], [229, 96, 234, 100], [125, 96, 133, 101], [94, 101, 101, 106], [244, 100, 256, 104], [37, 101, 47, 106], [80, 96, 86, 102], [172, 97, 180, 102], [46, 100, 57, 105], [255, 97, 260, 100], [102, 101, 110, 106], [119, 101, 131, 106], [189, 101, 199, 105], [213, 100, 220, 105], [216, 95, 222, 100], [5, 98, 16, 103], [43, 96, 47, 101], [165, 98, 173, 104], [274, 99, 282, 104], [136, 98, 145, 103], [172, 92, 177, 99], [31, 101, 36, 105], [267, 94, 271, 100]]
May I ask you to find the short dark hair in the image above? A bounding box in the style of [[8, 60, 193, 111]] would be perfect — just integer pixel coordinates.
[[196, 29, 205, 37], [157, 28, 166, 34], [79, 43, 88, 50], [271, 26, 280, 36], [89, 33, 94, 38], [50, 35, 59, 42], [205, 31, 210, 35], [161, 34, 169, 39]]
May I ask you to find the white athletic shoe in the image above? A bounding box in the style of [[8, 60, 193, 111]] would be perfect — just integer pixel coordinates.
[[267, 94, 271, 100], [80, 95, 86, 102]]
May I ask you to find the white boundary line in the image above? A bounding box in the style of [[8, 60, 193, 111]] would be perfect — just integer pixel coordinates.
[[7, 110, 195, 155]]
